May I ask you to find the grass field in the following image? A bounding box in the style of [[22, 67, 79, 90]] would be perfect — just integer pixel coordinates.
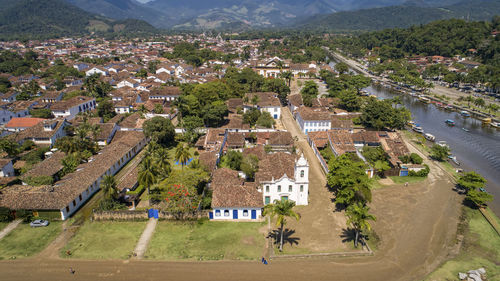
[[62, 221, 146, 259], [0, 222, 9, 231], [0, 222, 62, 259], [146, 220, 266, 261], [166, 144, 198, 170], [425, 208, 500, 281], [390, 176, 426, 184]]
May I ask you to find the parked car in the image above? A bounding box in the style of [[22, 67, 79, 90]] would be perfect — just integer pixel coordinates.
[[30, 219, 49, 227]]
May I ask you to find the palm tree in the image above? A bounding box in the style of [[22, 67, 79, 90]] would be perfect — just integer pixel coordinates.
[[263, 199, 301, 252], [174, 143, 191, 170], [101, 175, 117, 200], [345, 202, 377, 248], [280, 71, 293, 87], [465, 95, 474, 108], [138, 157, 156, 194]]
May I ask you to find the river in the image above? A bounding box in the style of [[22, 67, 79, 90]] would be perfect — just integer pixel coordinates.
[[368, 84, 500, 216], [328, 58, 500, 216]]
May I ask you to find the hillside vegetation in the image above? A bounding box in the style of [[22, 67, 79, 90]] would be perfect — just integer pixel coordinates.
[[0, 0, 157, 40]]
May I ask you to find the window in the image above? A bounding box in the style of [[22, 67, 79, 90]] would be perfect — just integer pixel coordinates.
[[265, 196, 271, 205], [265, 186, 269, 193], [73, 200, 76, 207], [277, 185, 281, 192], [243, 210, 249, 217], [300, 185, 304, 192], [281, 196, 288, 202], [66, 206, 70, 213], [215, 210, 221, 217], [288, 185, 292, 192], [79, 194, 82, 201], [300, 170, 304, 178], [274, 108, 277, 112], [224, 210, 230, 217]]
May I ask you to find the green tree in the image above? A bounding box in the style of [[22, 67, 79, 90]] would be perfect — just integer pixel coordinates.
[[61, 153, 80, 175], [224, 150, 243, 170], [263, 199, 301, 252], [457, 171, 486, 193], [143, 117, 175, 146], [430, 144, 450, 161], [327, 154, 371, 206], [101, 175, 117, 200], [243, 108, 261, 127], [335, 62, 349, 74], [466, 189, 493, 208], [29, 108, 53, 119], [174, 143, 192, 170], [256, 112, 275, 128], [0, 139, 20, 157], [345, 202, 376, 248], [138, 156, 157, 194], [97, 100, 116, 121], [374, 160, 390, 177], [241, 154, 259, 180]]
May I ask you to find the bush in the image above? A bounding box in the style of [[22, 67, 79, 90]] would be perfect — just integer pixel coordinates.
[[22, 175, 54, 186], [409, 153, 423, 164], [20, 147, 50, 165], [127, 185, 145, 196]]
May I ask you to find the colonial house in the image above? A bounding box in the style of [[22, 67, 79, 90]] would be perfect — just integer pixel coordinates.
[[244, 92, 281, 119], [0, 159, 14, 177], [41, 91, 64, 103], [209, 168, 263, 221], [50, 96, 96, 120], [1, 91, 19, 102], [250, 57, 289, 78], [95, 123, 119, 146], [20, 151, 65, 184], [4, 117, 46, 132], [117, 79, 139, 89], [85, 67, 108, 76], [13, 118, 67, 147], [0, 101, 32, 124], [295, 107, 331, 134], [290, 63, 317, 77], [257, 152, 309, 206], [0, 131, 148, 220], [287, 94, 303, 113], [148, 87, 181, 101]]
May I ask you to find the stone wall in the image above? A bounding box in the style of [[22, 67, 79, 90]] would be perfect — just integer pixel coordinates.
[[93, 210, 209, 221]]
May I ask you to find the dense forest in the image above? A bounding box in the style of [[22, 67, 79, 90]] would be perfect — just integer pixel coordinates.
[[0, 0, 158, 40], [296, 0, 500, 32]]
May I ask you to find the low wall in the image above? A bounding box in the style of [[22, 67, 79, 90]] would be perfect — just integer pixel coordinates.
[[93, 210, 209, 221]]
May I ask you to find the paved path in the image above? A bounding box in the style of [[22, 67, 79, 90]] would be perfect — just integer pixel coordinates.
[[0, 219, 22, 240], [133, 218, 157, 259]]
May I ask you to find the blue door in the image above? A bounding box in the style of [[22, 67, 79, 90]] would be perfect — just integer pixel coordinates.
[[233, 210, 238, 219], [148, 209, 154, 218], [153, 209, 159, 219], [209, 212, 214, 219], [274, 114, 278, 119], [251, 210, 257, 219]]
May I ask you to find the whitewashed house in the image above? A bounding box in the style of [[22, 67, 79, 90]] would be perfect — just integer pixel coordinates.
[[243, 92, 281, 119], [50, 96, 96, 120], [0, 159, 15, 177], [85, 67, 108, 77], [295, 107, 331, 134], [209, 168, 263, 221]]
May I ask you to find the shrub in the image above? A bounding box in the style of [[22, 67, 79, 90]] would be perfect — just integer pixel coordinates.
[[23, 175, 54, 186], [408, 164, 430, 177], [409, 153, 423, 164]]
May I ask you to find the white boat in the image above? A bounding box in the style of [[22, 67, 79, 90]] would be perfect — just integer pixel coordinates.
[[413, 126, 424, 134], [448, 155, 460, 165], [424, 133, 435, 142], [437, 141, 448, 148], [491, 122, 500, 128]]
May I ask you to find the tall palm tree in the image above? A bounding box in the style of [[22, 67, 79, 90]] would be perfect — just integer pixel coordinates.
[[345, 202, 377, 248], [138, 157, 156, 194], [101, 175, 117, 200], [174, 143, 191, 170], [280, 71, 293, 87], [263, 199, 301, 252]]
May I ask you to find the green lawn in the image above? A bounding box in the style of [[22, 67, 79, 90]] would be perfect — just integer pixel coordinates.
[[390, 176, 426, 184], [0, 221, 62, 259], [425, 208, 500, 281], [62, 221, 146, 259], [146, 220, 266, 261], [0, 222, 9, 231]]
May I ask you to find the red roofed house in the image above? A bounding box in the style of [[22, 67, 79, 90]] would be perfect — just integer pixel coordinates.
[[5, 117, 46, 132]]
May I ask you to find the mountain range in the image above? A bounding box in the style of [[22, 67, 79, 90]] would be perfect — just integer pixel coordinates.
[[0, 0, 157, 40], [66, 0, 478, 29]]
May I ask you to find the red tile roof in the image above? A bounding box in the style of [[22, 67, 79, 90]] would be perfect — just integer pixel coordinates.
[[5, 117, 46, 128]]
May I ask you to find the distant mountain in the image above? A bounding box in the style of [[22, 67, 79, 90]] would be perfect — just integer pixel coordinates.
[[0, 0, 157, 40], [296, 0, 500, 31]]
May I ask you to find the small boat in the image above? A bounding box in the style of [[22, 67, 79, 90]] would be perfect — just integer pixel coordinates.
[[437, 141, 448, 148], [462, 128, 469, 132], [490, 122, 500, 128], [448, 155, 460, 165], [444, 104, 454, 110], [445, 119, 455, 126], [482, 118, 492, 124], [460, 111, 471, 117], [424, 133, 435, 142], [413, 126, 424, 134], [418, 97, 430, 103]]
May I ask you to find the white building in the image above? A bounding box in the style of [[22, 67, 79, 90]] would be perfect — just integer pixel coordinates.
[[209, 168, 263, 221], [257, 152, 309, 206], [295, 107, 331, 134], [50, 96, 96, 120], [0, 159, 14, 177], [85, 67, 108, 76], [243, 92, 281, 120], [14, 118, 67, 147]]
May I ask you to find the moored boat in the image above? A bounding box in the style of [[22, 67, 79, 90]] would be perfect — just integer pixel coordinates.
[[424, 133, 435, 141], [460, 110, 471, 117], [445, 119, 455, 126], [490, 122, 500, 128], [482, 118, 492, 124], [413, 126, 424, 134], [418, 96, 430, 103]]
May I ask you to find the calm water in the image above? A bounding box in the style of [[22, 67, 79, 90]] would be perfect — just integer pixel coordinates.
[[367, 85, 500, 216]]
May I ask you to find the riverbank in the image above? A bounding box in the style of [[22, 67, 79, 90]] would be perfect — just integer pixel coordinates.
[[327, 48, 500, 123]]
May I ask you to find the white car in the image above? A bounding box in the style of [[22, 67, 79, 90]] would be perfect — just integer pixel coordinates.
[[30, 219, 49, 227]]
